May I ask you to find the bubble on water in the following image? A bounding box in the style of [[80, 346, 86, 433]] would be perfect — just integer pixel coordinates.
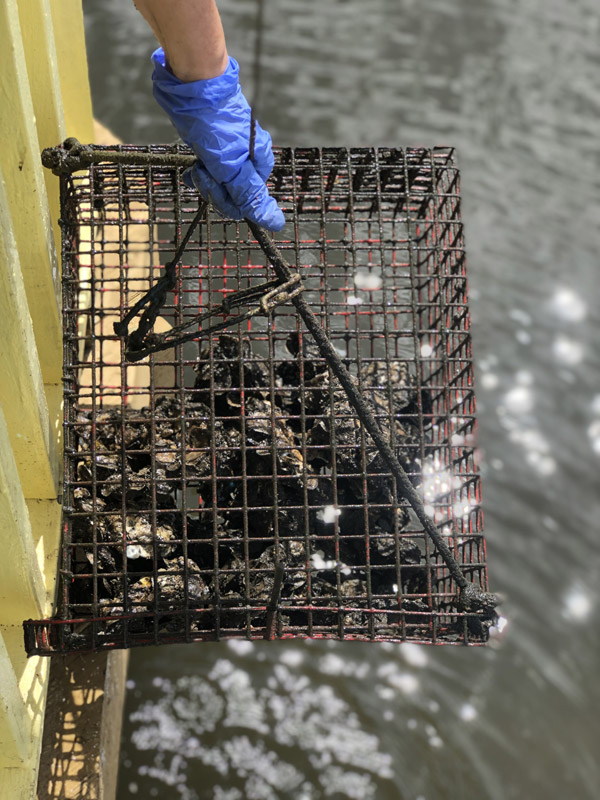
[[562, 588, 593, 621], [319, 653, 369, 679], [515, 330, 532, 345], [490, 458, 504, 470], [460, 703, 477, 722], [388, 673, 419, 694], [126, 679, 136, 690], [481, 372, 499, 390], [504, 385, 534, 414], [429, 736, 444, 748], [553, 336, 584, 365], [401, 644, 428, 668], [551, 287, 587, 322], [347, 294, 362, 306], [127, 646, 396, 798], [128, 783, 138, 794], [279, 649, 305, 668], [354, 271, 383, 291], [377, 663, 419, 694], [420, 343, 434, 358], [407, 718, 418, 730], [227, 639, 255, 656], [317, 505, 341, 524]]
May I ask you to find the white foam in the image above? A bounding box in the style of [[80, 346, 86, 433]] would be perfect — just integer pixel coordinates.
[[354, 271, 383, 291]]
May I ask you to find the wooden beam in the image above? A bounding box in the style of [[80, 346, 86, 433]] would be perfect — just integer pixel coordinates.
[[27, 499, 63, 613], [17, 0, 67, 275], [0, 407, 47, 621], [0, 0, 63, 386], [1, 625, 51, 799], [0, 172, 59, 500], [36, 652, 129, 800], [0, 632, 31, 768]]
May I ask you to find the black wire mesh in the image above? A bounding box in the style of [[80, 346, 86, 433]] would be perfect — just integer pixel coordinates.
[[24, 145, 491, 654]]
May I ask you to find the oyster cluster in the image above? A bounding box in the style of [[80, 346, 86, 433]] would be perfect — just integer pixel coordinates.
[[70, 333, 434, 637]]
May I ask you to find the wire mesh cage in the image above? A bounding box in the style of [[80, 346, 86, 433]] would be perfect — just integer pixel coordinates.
[[24, 145, 493, 655]]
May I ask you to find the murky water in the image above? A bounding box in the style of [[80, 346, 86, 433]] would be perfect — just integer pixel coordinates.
[[82, 1, 600, 797]]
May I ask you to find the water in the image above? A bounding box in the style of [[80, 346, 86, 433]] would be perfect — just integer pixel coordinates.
[[82, 1, 600, 797]]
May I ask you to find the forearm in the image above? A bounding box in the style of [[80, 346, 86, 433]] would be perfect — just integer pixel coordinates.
[[134, 0, 228, 80]]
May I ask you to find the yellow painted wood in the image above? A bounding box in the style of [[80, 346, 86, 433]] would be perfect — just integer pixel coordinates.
[[0, 171, 59, 500], [27, 499, 63, 612], [0, 0, 62, 386], [0, 632, 30, 768], [0, 625, 50, 798], [17, 0, 67, 274], [49, 0, 94, 144], [0, 407, 46, 620]]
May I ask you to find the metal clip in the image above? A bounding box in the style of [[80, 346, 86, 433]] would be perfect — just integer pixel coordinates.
[[257, 274, 304, 315]]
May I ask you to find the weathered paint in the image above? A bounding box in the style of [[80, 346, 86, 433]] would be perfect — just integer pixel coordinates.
[[0, 0, 94, 796]]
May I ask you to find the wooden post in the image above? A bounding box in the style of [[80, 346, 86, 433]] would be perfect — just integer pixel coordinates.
[[36, 652, 129, 800]]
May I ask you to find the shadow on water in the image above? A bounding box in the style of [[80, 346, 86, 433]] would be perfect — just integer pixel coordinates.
[[82, 0, 600, 797]]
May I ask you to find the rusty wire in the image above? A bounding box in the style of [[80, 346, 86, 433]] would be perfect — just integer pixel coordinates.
[[24, 141, 496, 655]]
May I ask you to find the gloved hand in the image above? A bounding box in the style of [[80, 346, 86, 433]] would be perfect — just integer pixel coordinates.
[[151, 48, 285, 231]]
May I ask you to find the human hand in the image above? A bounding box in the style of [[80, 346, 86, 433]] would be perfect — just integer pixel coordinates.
[[151, 48, 285, 231]]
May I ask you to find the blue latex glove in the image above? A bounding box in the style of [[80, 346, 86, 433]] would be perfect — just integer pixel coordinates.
[[151, 48, 285, 231]]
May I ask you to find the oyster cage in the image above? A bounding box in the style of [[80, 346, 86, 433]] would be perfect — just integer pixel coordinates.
[[24, 145, 493, 655]]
